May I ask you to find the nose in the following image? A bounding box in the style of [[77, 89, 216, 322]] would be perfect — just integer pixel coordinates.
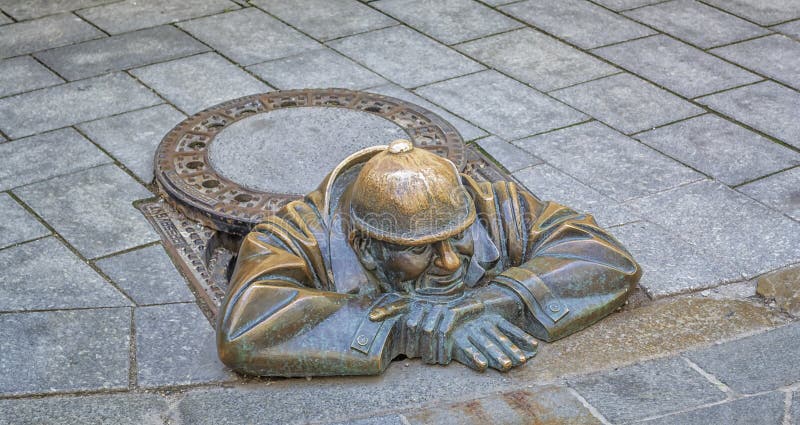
[[433, 240, 461, 272]]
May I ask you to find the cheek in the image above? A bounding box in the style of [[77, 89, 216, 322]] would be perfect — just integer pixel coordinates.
[[383, 252, 432, 280]]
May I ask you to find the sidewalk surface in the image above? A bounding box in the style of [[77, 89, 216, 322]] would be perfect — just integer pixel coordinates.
[[1, 0, 799, 423]]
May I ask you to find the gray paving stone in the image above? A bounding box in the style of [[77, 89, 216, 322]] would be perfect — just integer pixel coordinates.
[[77, 0, 239, 34], [0, 73, 161, 139], [0, 194, 48, 249], [366, 83, 487, 141], [78, 104, 186, 183], [328, 415, 407, 425], [712, 35, 800, 91], [14, 165, 158, 259], [372, 0, 521, 45], [247, 49, 386, 90], [476, 135, 542, 172], [35, 26, 210, 81], [591, 0, 664, 11], [0, 0, 116, 20], [135, 303, 234, 387], [1, 237, 130, 311], [569, 357, 725, 423], [594, 35, 761, 98], [457, 28, 618, 92], [329, 25, 483, 88], [702, 0, 800, 26], [97, 244, 194, 305], [686, 323, 800, 393], [0, 308, 130, 396], [624, 0, 770, 49], [254, 0, 397, 41], [697, 81, 800, 149], [0, 128, 111, 191], [738, 167, 800, 221], [794, 391, 800, 425], [550, 73, 704, 134], [0, 12, 10, 25], [626, 180, 800, 278], [131, 53, 270, 114], [0, 392, 169, 425], [0, 56, 63, 98], [0, 14, 103, 59], [415, 70, 586, 140], [513, 164, 640, 227], [774, 19, 800, 39], [515, 122, 703, 201], [500, 0, 655, 49], [639, 392, 785, 425], [178, 8, 319, 66]]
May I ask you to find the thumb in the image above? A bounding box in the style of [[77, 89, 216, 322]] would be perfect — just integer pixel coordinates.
[[369, 299, 411, 321]]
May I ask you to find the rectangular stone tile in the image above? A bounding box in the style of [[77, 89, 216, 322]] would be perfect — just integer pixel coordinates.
[[248, 49, 386, 90], [702, 0, 800, 25], [0, 14, 103, 59], [77, 0, 239, 34], [0, 73, 161, 139], [712, 35, 800, 91], [635, 115, 800, 186], [14, 165, 158, 259], [515, 122, 703, 201], [774, 19, 800, 39], [254, 0, 397, 41], [0, 193, 48, 249], [594, 35, 761, 98], [35, 26, 210, 81], [0, 128, 111, 191], [794, 391, 800, 425], [0, 393, 169, 425], [697, 81, 800, 149], [372, 0, 521, 45], [500, 0, 655, 49], [329, 26, 483, 88], [78, 104, 185, 183], [0, 12, 10, 25], [624, 0, 770, 49], [738, 167, 800, 221], [136, 303, 234, 387], [0, 308, 130, 396], [415, 70, 586, 140], [513, 164, 640, 227], [569, 357, 725, 423], [592, 0, 664, 11], [457, 28, 618, 92], [687, 323, 800, 393], [476, 135, 542, 173], [550, 73, 704, 134], [177, 8, 319, 66], [1, 237, 130, 311], [639, 392, 785, 424], [131, 52, 270, 114], [0, 56, 63, 98], [626, 180, 800, 278], [0, 0, 116, 20]]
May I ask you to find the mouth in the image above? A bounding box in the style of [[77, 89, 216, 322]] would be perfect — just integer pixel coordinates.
[[414, 261, 467, 296]]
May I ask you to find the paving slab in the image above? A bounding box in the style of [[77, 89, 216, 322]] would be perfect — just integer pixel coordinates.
[[0, 14, 103, 59], [591, 0, 664, 11], [686, 322, 800, 393], [77, 0, 239, 34], [78, 104, 185, 183], [14, 164, 158, 259], [697, 81, 800, 149], [0, 0, 117, 20], [177, 8, 319, 66], [624, 0, 770, 49], [594, 35, 760, 98], [0, 193, 48, 249], [476, 135, 542, 173], [0, 128, 111, 191], [635, 114, 800, 186], [639, 392, 785, 424], [0, 308, 131, 396], [712, 35, 800, 91], [515, 122, 703, 201], [500, 0, 655, 49], [254, 0, 397, 41], [35, 26, 209, 81], [550, 73, 704, 134], [457, 28, 618, 92], [757, 266, 800, 316], [131, 52, 271, 114], [0, 73, 161, 139], [328, 415, 407, 425], [0, 56, 63, 98], [794, 391, 800, 425], [247, 49, 386, 90], [738, 167, 800, 221], [328, 25, 483, 88], [702, 0, 800, 26], [569, 357, 725, 423], [415, 70, 587, 140], [0, 392, 169, 425], [0, 237, 130, 311], [774, 19, 800, 39], [135, 303, 234, 387], [0, 12, 10, 25], [372, 0, 521, 45]]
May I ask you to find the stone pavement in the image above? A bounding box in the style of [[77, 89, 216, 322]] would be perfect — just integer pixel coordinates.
[[1, 0, 799, 423]]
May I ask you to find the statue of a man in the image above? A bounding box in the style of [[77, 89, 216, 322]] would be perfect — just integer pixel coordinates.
[[217, 139, 641, 376]]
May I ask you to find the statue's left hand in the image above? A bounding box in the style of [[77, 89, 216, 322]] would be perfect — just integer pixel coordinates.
[[451, 314, 538, 372]]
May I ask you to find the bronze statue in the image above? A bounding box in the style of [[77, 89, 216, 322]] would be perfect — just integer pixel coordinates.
[[217, 139, 641, 376]]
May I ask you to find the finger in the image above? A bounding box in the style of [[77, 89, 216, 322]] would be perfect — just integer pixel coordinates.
[[469, 329, 513, 372], [437, 309, 457, 364], [452, 335, 488, 372], [420, 305, 445, 364], [368, 299, 410, 321], [485, 325, 527, 366], [496, 320, 539, 355], [404, 304, 428, 357]]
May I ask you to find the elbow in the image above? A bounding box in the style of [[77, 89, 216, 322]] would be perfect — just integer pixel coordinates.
[[216, 329, 248, 373]]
